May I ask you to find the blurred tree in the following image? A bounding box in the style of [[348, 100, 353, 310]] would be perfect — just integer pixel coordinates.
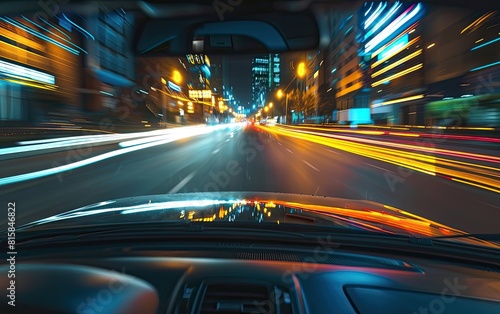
[[288, 88, 316, 123]]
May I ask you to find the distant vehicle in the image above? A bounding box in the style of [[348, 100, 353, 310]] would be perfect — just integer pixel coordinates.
[[266, 117, 277, 126], [337, 108, 373, 125]]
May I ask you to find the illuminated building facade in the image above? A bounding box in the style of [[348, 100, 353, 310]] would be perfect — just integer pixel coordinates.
[[206, 55, 222, 94], [0, 6, 137, 124], [134, 55, 210, 123], [319, 6, 371, 124], [185, 54, 212, 91], [361, 2, 500, 126], [305, 51, 321, 106], [0, 13, 85, 123], [360, 2, 425, 125], [185, 54, 217, 119], [251, 54, 280, 108], [423, 8, 500, 127], [83, 6, 135, 112], [270, 53, 281, 93]]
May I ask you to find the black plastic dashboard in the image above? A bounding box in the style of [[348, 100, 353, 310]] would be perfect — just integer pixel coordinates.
[[2, 245, 500, 314]]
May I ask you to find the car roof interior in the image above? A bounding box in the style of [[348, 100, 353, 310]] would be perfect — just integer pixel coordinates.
[[2, 0, 498, 56]]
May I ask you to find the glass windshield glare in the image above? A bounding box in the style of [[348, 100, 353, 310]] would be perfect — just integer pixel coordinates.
[[0, 1, 499, 248]]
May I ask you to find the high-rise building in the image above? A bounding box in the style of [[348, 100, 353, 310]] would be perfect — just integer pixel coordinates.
[[251, 54, 280, 108], [360, 2, 425, 125], [209, 55, 223, 96], [83, 6, 136, 112], [318, 2, 499, 126], [422, 8, 500, 126], [331, 7, 371, 123], [271, 53, 281, 92], [251, 56, 269, 108], [305, 50, 321, 116]]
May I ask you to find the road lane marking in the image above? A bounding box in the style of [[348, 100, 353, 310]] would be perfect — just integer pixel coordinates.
[[0, 135, 189, 186], [168, 171, 196, 193], [226, 139, 231, 142], [212, 148, 220, 155], [303, 160, 320, 172], [277, 142, 282, 146], [325, 148, 340, 154], [478, 201, 500, 210], [363, 162, 395, 174], [286, 148, 294, 154], [114, 163, 123, 175]]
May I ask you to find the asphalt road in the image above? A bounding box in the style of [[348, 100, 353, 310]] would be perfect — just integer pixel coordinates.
[[1, 123, 499, 233]]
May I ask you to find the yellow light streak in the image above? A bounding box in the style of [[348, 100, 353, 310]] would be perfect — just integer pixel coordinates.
[[388, 132, 420, 137], [461, 11, 496, 34], [371, 64, 423, 87], [371, 22, 419, 59], [372, 94, 424, 108], [371, 49, 422, 78], [451, 178, 500, 194], [4, 78, 57, 91], [372, 36, 420, 68], [263, 126, 500, 195]]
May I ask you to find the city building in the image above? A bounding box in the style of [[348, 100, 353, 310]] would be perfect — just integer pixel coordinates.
[[135, 54, 213, 124], [0, 6, 140, 125], [209, 55, 223, 97], [422, 8, 500, 127], [316, 50, 334, 121], [82, 5, 136, 113], [0, 12, 85, 124], [305, 50, 322, 120], [359, 2, 425, 125], [319, 3, 371, 124], [251, 54, 280, 108], [360, 2, 499, 126]]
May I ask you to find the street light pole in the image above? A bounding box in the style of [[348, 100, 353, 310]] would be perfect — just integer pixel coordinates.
[[277, 61, 306, 125], [285, 94, 288, 124]]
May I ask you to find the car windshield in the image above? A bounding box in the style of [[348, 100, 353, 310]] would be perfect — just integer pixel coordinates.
[[1, 1, 499, 247]]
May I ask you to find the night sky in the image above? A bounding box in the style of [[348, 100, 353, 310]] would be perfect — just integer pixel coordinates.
[[228, 56, 252, 107]]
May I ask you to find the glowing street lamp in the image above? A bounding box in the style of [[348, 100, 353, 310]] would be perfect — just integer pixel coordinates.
[[172, 70, 182, 84], [276, 89, 284, 99], [297, 62, 306, 78]]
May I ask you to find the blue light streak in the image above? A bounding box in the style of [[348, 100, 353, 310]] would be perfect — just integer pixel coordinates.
[[99, 91, 113, 96], [344, 26, 353, 36], [365, 3, 422, 53], [0, 60, 55, 84], [364, 3, 374, 16], [62, 13, 95, 41], [168, 81, 182, 92], [365, 2, 402, 40], [36, 15, 71, 40], [0, 16, 80, 55], [0, 126, 232, 186], [470, 60, 500, 72], [470, 36, 500, 51], [378, 34, 408, 60], [21, 15, 88, 54], [364, 2, 386, 29]]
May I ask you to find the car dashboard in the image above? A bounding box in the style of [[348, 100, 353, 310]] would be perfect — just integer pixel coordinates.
[[2, 242, 500, 314]]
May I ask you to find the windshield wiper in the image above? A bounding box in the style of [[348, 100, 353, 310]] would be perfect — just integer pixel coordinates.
[[9, 220, 395, 250], [10, 221, 310, 247], [431, 233, 500, 241]]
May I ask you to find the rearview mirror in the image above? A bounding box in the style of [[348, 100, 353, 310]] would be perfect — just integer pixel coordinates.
[[135, 12, 319, 56]]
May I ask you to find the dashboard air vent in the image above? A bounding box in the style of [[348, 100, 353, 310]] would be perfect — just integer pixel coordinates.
[[199, 283, 292, 314]]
